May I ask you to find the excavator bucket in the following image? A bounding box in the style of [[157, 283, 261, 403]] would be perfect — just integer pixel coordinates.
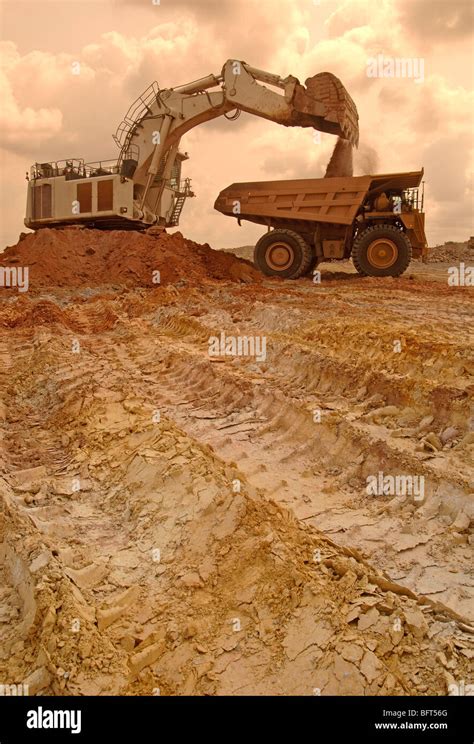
[[292, 72, 359, 146]]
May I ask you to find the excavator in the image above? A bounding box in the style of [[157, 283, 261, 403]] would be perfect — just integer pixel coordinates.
[[24, 59, 358, 231]]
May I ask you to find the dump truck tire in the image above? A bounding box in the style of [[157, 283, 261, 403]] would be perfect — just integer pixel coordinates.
[[352, 225, 412, 277], [254, 230, 313, 279]]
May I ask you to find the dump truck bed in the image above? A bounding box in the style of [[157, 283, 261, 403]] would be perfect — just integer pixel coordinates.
[[214, 171, 424, 226]]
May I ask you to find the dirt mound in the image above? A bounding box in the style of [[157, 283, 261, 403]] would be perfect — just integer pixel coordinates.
[[222, 245, 254, 261], [428, 239, 473, 263], [0, 228, 260, 289]]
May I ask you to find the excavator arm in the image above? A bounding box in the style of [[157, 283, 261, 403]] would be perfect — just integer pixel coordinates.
[[25, 60, 358, 231], [115, 59, 358, 221]]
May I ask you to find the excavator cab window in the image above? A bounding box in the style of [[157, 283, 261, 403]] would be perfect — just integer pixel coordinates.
[[120, 145, 139, 179], [38, 162, 54, 178]]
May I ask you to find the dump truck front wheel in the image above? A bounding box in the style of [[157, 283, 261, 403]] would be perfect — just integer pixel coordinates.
[[254, 230, 313, 279], [352, 225, 412, 277]]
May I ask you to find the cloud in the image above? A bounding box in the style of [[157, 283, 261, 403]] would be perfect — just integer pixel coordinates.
[[398, 0, 474, 42], [0, 68, 63, 149], [423, 134, 472, 201]]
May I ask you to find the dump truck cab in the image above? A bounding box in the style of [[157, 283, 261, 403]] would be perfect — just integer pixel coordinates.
[[214, 170, 428, 278]]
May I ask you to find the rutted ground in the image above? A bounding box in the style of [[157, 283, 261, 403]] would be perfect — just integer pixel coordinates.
[[0, 234, 473, 696]]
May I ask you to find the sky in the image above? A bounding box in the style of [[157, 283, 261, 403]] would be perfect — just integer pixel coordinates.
[[0, 0, 473, 249]]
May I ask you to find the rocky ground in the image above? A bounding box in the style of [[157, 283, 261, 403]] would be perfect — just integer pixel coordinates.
[[0, 228, 472, 696]]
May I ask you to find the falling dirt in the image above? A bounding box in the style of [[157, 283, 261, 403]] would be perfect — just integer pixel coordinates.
[[0, 230, 472, 696], [325, 137, 353, 178]]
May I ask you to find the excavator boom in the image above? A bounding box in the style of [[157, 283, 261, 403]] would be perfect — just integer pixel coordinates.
[[25, 60, 358, 231]]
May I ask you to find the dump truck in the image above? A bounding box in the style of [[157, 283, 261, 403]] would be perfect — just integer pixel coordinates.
[[214, 170, 428, 277], [24, 60, 358, 232]]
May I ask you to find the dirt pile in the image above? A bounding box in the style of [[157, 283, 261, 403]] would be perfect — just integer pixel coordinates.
[[429, 239, 473, 263], [0, 228, 260, 288], [222, 245, 254, 261]]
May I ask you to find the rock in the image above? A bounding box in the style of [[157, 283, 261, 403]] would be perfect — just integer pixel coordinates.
[[383, 495, 406, 514], [51, 476, 81, 496], [97, 587, 139, 630], [403, 607, 428, 640], [222, 636, 240, 652], [389, 621, 404, 646], [129, 640, 166, 675], [65, 562, 109, 589], [104, 586, 140, 609], [120, 634, 136, 652], [340, 643, 363, 663], [375, 600, 395, 615], [440, 426, 458, 445], [450, 511, 470, 532], [423, 432, 443, 451], [358, 607, 380, 631], [380, 672, 397, 694], [97, 605, 129, 631], [417, 415, 434, 433], [366, 405, 400, 422], [133, 629, 166, 652], [166, 622, 180, 642], [436, 651, 456, 669], [393, 533, 430, 552], [41, 606, 56, 635], [360, 649, 382, 683], [389, 427, 417, 438], [11, 466, 47, 493], [417, 496, 441, 519], [184, 622, 198, 639], [331, 656, 365, 694], [179, 571, 203, 588], [78, 639, 93, 659], [346, 606, 361, 623], [30, 550, 52, 573], [283, 611, 333, 659], [24, 667, 52, 695], [454, 432, 474, 449]]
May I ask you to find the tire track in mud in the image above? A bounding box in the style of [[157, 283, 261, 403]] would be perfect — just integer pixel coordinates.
[[45, 277, 472, 620], [0, 272, 472, 696], [110, 316, 473, 620], [143, 280, 473, 612]]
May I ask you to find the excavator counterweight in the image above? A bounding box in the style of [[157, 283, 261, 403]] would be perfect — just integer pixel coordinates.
[[24, 60, 358, 231]]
